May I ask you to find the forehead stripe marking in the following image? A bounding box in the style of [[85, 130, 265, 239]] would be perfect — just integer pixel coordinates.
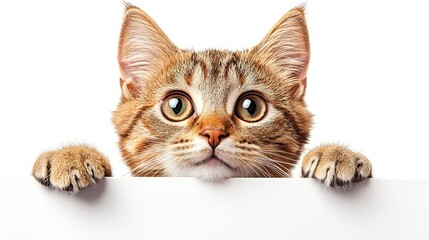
[[120, 105, 150, 138]]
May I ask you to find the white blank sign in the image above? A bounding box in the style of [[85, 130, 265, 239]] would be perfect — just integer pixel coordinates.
[[1, 178, 428, 240]]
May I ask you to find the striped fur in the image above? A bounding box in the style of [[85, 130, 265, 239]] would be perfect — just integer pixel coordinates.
[[32, 4, 372, 192], [113, 5, 312, 180]]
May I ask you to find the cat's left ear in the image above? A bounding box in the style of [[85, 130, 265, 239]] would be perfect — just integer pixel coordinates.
[[118, 6, 179, 99], [250, 7, 310, 100]]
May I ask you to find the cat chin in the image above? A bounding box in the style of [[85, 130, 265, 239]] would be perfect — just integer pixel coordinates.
[[162, 157, 236, 181], [195, 173, 233, 182], [195, 160, 238, 181], [181, 166, 235, 182]]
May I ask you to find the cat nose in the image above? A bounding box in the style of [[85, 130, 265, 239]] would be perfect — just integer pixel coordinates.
[[200, 128, 229, 148]]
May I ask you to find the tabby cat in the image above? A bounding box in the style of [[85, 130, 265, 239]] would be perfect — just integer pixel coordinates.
[[32, 4, 372, 192]]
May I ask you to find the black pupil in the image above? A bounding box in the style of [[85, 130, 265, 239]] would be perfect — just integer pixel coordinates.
[[244, 99, 257, 115], [169, 98, 183, 115]]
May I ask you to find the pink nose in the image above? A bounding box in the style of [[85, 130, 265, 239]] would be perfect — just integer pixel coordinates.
[[200, 128, 228, 148]]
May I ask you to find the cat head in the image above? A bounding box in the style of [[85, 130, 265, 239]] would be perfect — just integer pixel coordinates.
[[112, 4, 312, 180]]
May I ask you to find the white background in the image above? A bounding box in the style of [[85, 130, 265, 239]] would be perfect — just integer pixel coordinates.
[[1, 0, 429, 180]]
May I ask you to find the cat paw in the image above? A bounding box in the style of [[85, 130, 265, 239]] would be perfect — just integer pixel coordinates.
[[32, 145, 112, 193], [301, 144, 372, 187]]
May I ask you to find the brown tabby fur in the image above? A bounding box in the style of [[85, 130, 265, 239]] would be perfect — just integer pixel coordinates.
[[32, 4, 372, 192]]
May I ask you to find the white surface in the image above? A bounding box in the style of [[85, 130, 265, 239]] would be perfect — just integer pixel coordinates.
[[1, 0, 429, 179], [1, 178, 428, 240]]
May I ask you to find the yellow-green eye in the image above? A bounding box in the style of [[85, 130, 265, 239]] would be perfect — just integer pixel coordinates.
[[235, 94, 267, 122], [161, 93, 194, 122]]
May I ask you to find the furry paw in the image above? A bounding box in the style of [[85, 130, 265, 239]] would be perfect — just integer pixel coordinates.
[[301, 144, 372, 187], [32, 145, 112, 193]]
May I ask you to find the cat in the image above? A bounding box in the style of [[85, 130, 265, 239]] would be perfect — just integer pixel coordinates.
[[32, 4, 372, 193]]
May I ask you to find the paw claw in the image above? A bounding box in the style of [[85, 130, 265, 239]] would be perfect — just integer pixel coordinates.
[[32, 145, 111, 193], [336, 179, 348, 187], [302, 145, 372, 187], [64, 184, 74, 192]]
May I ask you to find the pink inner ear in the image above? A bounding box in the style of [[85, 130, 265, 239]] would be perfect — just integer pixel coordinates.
[[120, 78, 140, 98], [285, 51, 310, 80], [290, 77, 307, 100], [251, 8, 310, 99], [117, 7, 179, 99]]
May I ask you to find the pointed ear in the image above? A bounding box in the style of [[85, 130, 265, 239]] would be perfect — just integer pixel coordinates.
[[118, 6, 179, 99], [250, 7, 310, 100]]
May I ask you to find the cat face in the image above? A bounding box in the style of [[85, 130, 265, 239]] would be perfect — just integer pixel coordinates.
[[112, 5, 312, 180]]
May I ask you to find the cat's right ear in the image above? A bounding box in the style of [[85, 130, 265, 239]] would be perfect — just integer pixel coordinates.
[[118, 6, 179, 99]]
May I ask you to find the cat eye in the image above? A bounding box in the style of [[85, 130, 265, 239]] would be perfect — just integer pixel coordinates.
[[235, 93, 267, 122], [161, 92, 194, 122]]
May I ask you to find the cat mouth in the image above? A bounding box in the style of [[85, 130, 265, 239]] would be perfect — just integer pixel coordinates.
[[196, 156, 234, 169]]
